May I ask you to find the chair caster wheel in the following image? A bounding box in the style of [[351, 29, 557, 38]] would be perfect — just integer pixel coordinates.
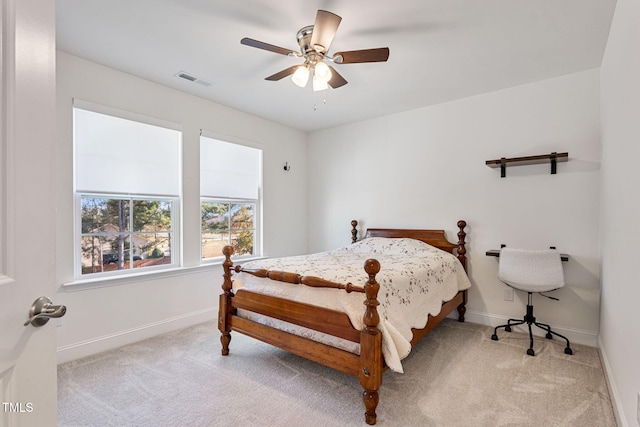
[[505, 326, 512, 332], [564, 347, 573, 355], [527, 348, 535, 356], [491, 334, 498, 341], [546, 333, 553, 339]]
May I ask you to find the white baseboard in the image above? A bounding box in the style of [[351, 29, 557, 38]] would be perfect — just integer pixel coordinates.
[[452, 309, 599, 347], [598, 336, 627, 427], [56, 308, 217, 364]]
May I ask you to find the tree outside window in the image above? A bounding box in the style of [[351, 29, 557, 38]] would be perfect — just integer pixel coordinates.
[[201, 200, 255, 260], [80, 196, 173, 275]]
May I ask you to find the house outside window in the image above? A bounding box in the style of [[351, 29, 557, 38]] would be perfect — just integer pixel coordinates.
[[200, 134, 261, 261], [74, 101, 181, 278]]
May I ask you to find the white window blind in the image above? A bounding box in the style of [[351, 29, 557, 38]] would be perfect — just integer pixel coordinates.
[[74, 107, 181, 196], [200, 136, 261, 199]]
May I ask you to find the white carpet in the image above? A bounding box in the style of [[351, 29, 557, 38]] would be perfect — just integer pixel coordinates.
[[58, 319, 617, 426]]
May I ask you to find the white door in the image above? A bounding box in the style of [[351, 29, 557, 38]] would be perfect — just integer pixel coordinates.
[[0, 0, 59, 426]]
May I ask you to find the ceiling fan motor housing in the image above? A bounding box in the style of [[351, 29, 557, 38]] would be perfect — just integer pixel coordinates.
[[297, 25, 317, 54]]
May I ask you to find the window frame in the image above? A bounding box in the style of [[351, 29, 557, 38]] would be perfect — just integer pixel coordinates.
[[200, 197, 259, 262], [75, 193, 180, 278], [199, 131, 263, 264], [72, 100, 183, 280]]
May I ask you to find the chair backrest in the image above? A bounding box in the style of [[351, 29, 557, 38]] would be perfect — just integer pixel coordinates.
[[498, 248, 564, 293]]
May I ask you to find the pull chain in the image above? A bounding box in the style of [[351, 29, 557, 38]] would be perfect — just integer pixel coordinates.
[[312, 90, 327, 111]]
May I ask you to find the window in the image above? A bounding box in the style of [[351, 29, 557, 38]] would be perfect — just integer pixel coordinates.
[[80, 196, 174, 274], [74, 101, 181, 278], [201, 200, 256, 259], [200, 135, 261, 261]]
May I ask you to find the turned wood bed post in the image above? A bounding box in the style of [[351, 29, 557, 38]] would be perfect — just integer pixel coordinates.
[[219, 245, 235, 355], [351, 220, 358, 244], [456, 220, 468, 323], [456, 220, 468, 271], [359, 259, 382, 425]]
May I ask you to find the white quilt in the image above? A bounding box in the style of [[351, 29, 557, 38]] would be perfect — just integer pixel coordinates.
[[232, 237, 471, 373]]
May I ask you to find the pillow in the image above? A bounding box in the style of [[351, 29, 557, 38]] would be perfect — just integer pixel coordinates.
[[344, 237, 439, 256]]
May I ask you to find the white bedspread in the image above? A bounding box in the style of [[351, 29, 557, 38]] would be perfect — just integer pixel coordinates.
[[232, 237, 471, 373]]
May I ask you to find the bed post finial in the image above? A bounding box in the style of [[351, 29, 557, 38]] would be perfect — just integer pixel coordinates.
[[360, 258, 382, 425], [456, 220, 468, 272], [351, 220, 358, 244], [455, 221, 468, 323], [219, 245, 235, 355]]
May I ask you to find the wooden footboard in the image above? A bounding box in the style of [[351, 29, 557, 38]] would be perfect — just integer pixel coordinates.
[[218, 220, 469, 425], [219, 249, 384, 424], [231, 310, 362, 376]]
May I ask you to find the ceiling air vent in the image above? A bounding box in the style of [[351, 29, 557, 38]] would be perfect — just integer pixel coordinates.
[[174, 71, 212, 87]]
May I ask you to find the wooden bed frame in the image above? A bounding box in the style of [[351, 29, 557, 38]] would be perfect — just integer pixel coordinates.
[[218, 220, 469, 425]]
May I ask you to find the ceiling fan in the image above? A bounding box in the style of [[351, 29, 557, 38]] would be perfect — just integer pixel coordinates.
[[241, 10, 390, 91]]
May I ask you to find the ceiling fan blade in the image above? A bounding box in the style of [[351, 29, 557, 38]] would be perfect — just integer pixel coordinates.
[[333, 48, 390, 64], [327, 66, 347, 88], [265, 65, 299, 81], [241, 37, 296, 56], [310, 10, 342, 53]]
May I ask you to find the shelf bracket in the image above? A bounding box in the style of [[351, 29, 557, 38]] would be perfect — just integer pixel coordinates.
[[550, 152, 557, 175], [500, 158, 506, 178]]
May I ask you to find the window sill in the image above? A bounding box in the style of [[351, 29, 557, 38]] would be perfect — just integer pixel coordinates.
[[62, 256, 266, 292]]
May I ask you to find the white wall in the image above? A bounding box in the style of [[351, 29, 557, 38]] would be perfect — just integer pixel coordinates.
[[308, 69, 602, 346], [55, 51, 308, 363], [599, 0, 640, 424]]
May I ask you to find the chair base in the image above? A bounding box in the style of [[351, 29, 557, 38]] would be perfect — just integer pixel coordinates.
[[491, 293, 572, 356]]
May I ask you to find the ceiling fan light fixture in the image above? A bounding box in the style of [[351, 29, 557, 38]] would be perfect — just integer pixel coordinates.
[[291, 65, 310, 87], [314, 61, 332, 82], [313, 74, 329, 92]]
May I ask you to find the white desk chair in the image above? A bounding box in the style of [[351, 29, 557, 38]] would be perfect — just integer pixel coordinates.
[[491, 247, 573, 356]]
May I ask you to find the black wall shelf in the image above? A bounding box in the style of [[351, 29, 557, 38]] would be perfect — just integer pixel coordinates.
[[486, 152, 568, 178], [485, 249, 569, 262]]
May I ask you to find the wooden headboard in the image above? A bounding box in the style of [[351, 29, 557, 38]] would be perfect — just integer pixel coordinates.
[[351, 220, 468, 272]]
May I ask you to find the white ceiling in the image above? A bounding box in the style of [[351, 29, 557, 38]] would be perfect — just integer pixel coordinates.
[[56, 0, 616, 132]]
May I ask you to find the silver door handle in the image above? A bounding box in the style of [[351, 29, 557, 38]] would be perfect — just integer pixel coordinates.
[[24, 297, 67, 327]]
